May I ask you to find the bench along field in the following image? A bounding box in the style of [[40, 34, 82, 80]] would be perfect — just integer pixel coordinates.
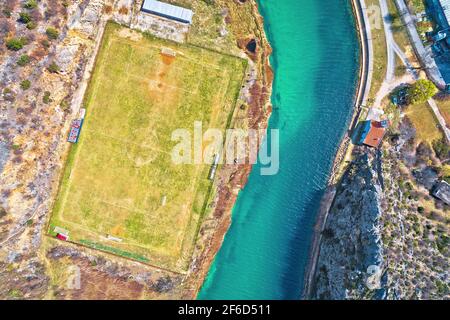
[[49, 22, 247, 272]]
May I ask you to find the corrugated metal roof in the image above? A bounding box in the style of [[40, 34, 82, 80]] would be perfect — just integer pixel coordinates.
[[439, 0, 450, 25], [141, 0, 194, 24]]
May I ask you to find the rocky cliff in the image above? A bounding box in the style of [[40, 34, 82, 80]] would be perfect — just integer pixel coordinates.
[[311, 119, 450, 300], [311, 150, 386, 299]]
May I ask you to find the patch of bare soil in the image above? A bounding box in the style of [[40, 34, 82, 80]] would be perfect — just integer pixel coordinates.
[[161, 53, 175, 65], [117, 28, 142, 42]]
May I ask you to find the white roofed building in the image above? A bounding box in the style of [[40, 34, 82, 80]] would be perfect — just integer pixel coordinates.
[[140, 0, 194, 24]]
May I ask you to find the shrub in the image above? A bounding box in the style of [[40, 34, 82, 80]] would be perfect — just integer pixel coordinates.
[[432, 138, 450, 160], [435, 234, 449, 254], [118, 6, 129, 15], [6, 37, 27, 51], [48, 62, 60, 73], [8, 289, 23, 298], [322, 228, 335, 239], [41, 39, 50, 48], [441, 164, 450, 176], [417, 21, 432, 35], [46, 27, 59, 40], [26, 21, 36, 29], [417, 206, 425, 214], [3, 9, 12, 18], [43, 91, 51, 104], [0, 207, 7, 218], [24, 0, 38, 9], [18, 12, 31, 23], [3, 87, 15, 102], [17, 54, 30, 66], [60, 99, 70, 111], [20, 79, 31, 90]]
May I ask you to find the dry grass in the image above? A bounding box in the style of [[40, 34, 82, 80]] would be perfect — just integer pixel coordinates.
[[435, 99, 450, 127], [405, 102, 443, 143]]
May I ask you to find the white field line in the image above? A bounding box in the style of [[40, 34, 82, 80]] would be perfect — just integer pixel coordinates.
[[83, 128, 171, 155], [57, 39, 116, 225], [57, 187, 197, 256], [127, 73, 199, 95], [111, 38, 223, 71]]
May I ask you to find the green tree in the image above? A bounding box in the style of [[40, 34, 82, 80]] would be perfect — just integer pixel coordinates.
[[389, 12, 405, 33], [407, 79, 438, 105]]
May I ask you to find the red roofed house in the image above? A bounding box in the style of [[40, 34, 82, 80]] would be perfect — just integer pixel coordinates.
[[358, 120, 388, 148]]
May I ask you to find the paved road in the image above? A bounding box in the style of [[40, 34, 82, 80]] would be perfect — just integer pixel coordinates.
[[379, 0, 419, 80], [373, 0, 417, 109], [394, 0, 446, 88], [391, 41, 419, 78], [357, 0, 374, 108]]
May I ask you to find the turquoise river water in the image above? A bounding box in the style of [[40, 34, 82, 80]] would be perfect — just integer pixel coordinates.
[[198, 0, 360, 299]]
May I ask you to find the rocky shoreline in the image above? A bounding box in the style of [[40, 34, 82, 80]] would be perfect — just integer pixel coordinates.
[[304, 0, 449, 300], [309, 150, 386, 299]]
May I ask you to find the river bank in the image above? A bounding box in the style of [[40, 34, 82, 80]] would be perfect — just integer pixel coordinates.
[[185, 0, 274, 299], [199, 0, 360, 299], [302, 0, 372, 299]]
